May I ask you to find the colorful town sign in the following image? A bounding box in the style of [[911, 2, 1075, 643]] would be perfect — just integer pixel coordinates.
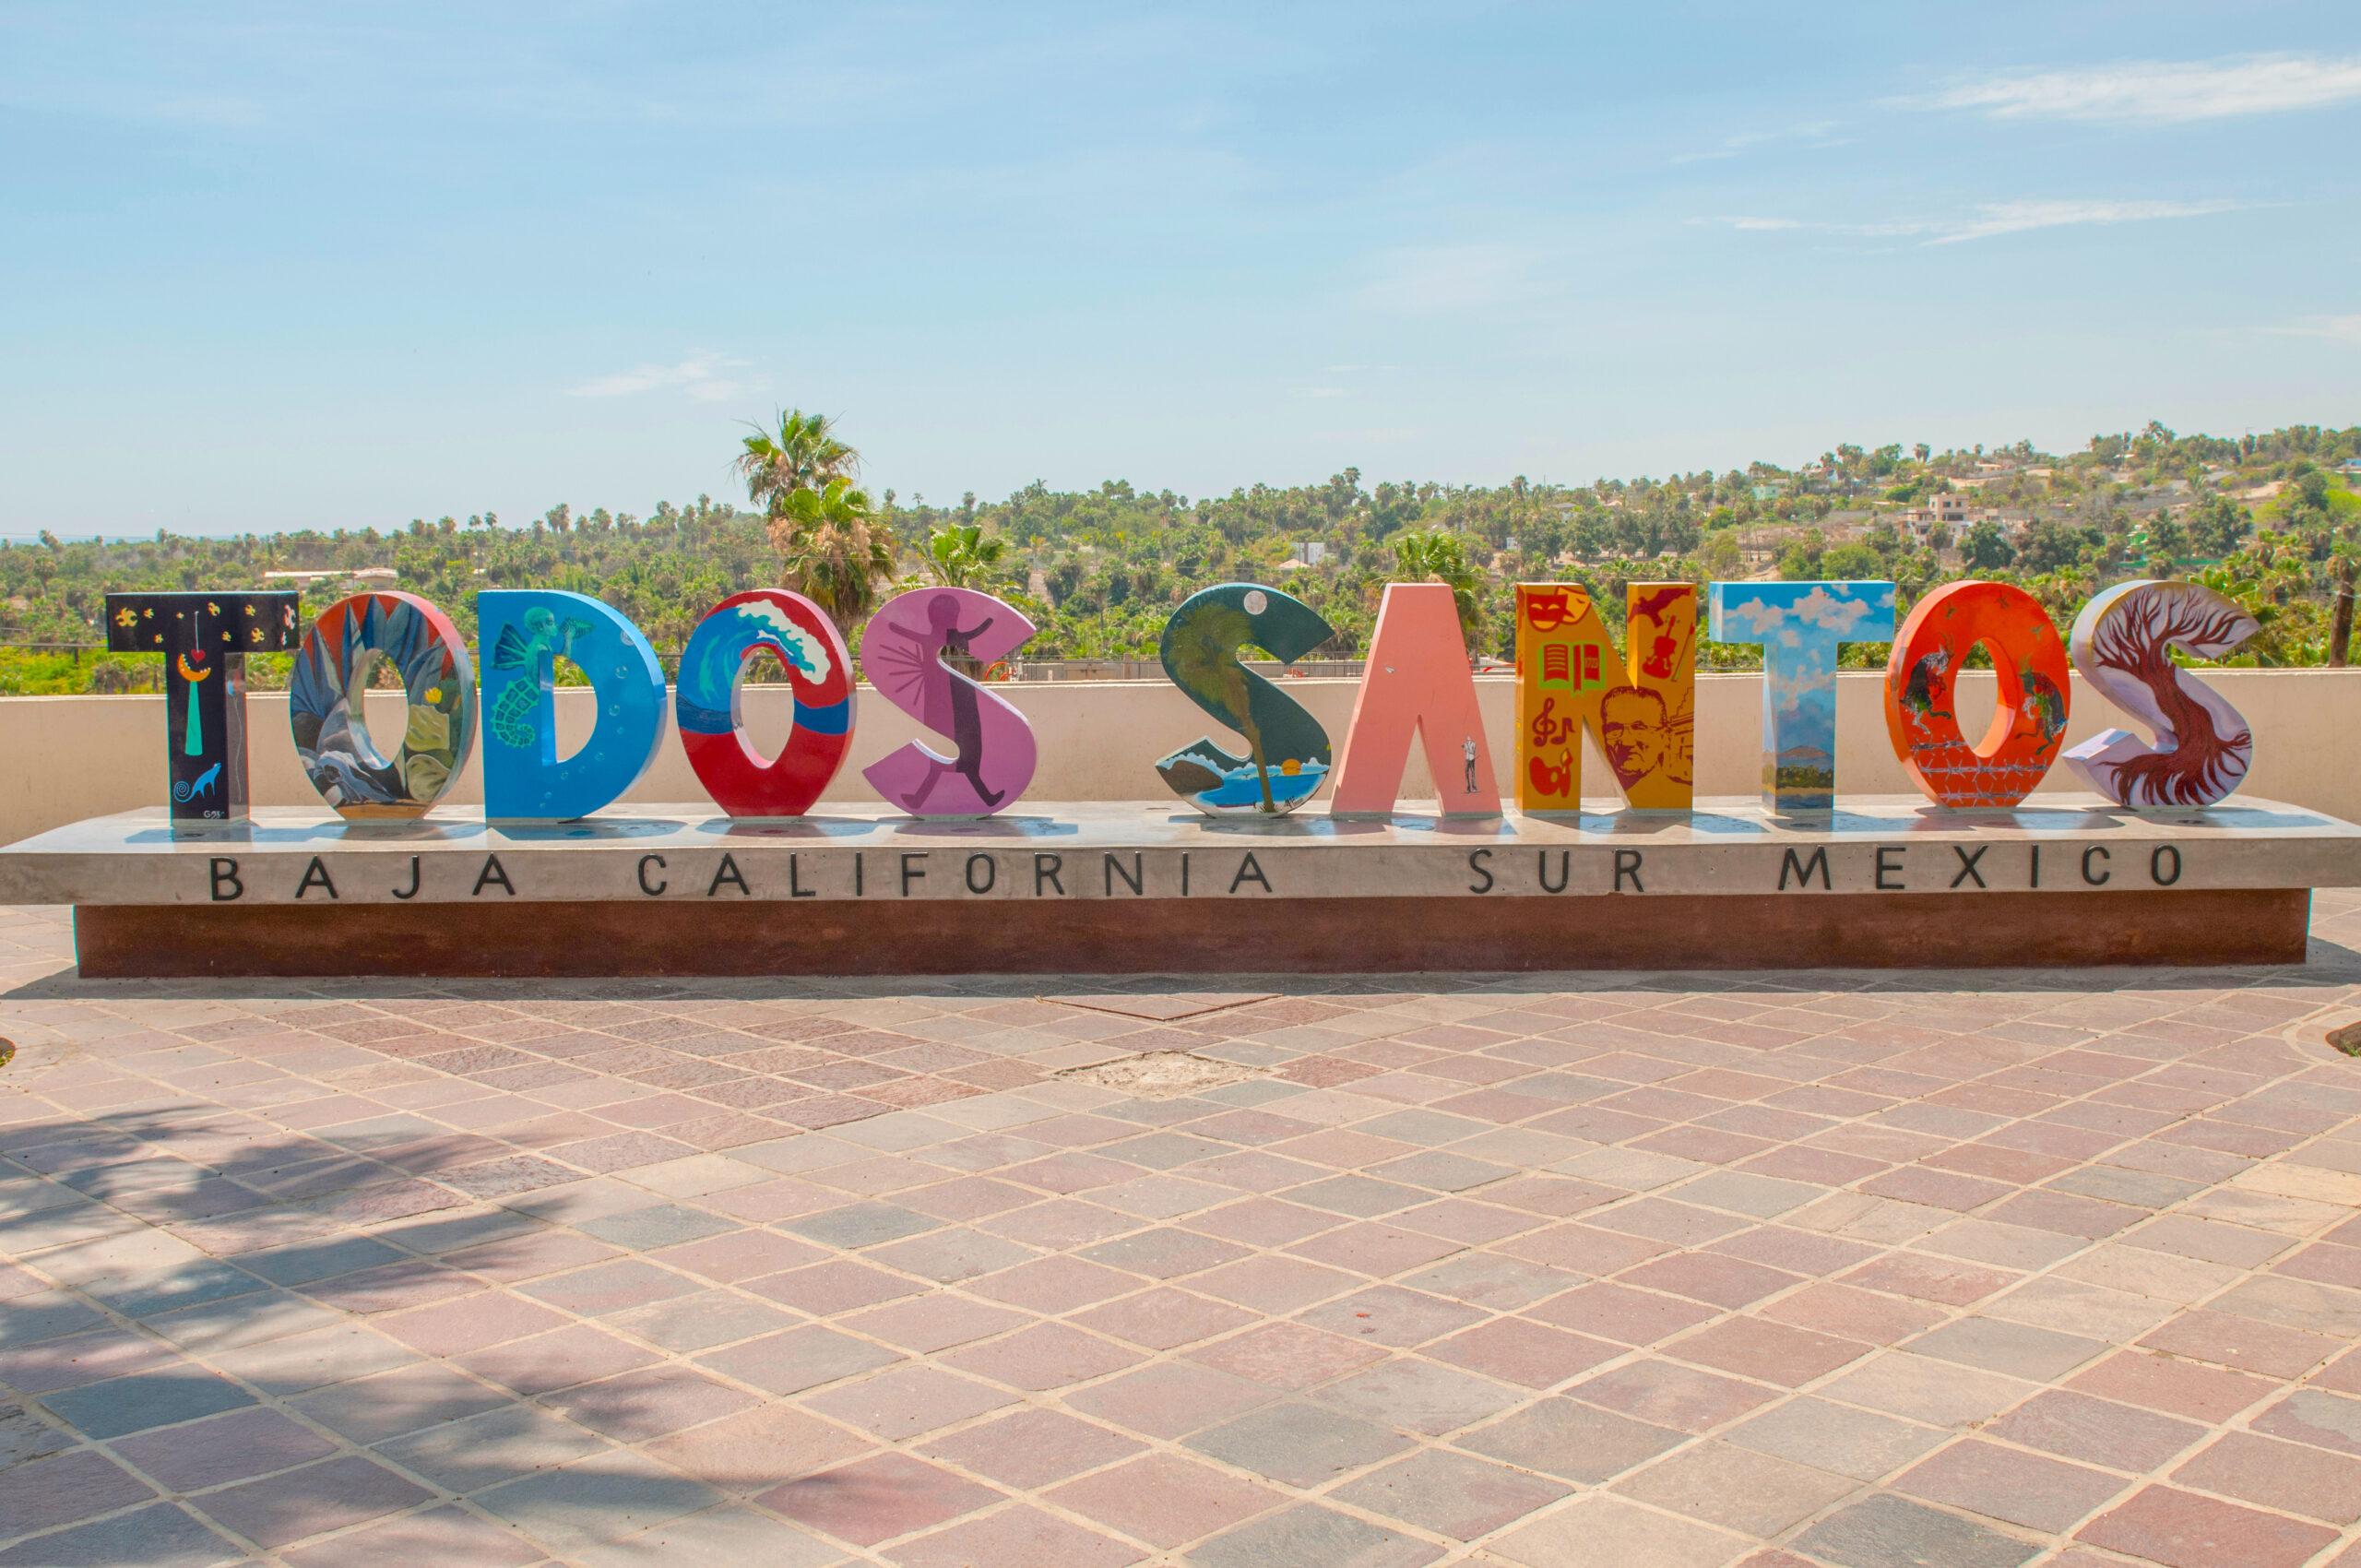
[[106, 573, 2261, 828]]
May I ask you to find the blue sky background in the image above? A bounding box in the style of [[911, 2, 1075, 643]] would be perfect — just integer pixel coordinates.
[[3, 2, 2356, 536]]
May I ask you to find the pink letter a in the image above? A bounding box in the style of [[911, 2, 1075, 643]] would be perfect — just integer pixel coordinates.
[[1331, 583, 1501, 816]]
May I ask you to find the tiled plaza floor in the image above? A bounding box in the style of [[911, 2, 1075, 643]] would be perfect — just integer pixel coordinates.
[[4, 898, 2361, 1568]]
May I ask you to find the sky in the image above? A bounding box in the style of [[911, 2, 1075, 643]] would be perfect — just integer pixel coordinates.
[[2, 1, 2357, 538]]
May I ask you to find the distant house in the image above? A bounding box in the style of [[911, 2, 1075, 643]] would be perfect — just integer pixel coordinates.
[[1291, 541, 1328, 565], [264, 567, 397, 587]]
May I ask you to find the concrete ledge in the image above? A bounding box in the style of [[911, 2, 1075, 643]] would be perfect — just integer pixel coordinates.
[[71, 886, 2311, 975], [8, 798, 2360, 906]]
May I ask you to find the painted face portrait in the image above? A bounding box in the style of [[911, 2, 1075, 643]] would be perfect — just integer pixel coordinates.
[[1600, 686, 1668, 784]]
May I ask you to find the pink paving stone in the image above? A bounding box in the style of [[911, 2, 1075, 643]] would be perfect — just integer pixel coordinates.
[[375, 1290, 570, 1356], [540, 1361, 758, 1440], [978, 1198, 1139, 1249], [0, 1449, 154, 1536], [303, 1258, 480, 1314], [1838, 1252, 2021, 1306], [1572, 1358, 1780, 1433], [441, 1229, 622, 1283], [1500, 1221, 1671, 1276], [1, 1328, 179, 1393], [1062, 1360, 1278, 1440], [1740, 1145, 1891, 1185], [994, 1152, 1141, 1194], [1048, 1452, 1288, 1549], [896, 1177, 1039, 1222], [1985, 1389, 2209, 1472], [279, 1505, 542, 1568], [1068, 1287, 1259, 1349], [1175, 1197, 1340, 1248], [757, 1452, 1004, 1548], [1858, 1165, 2014, 1211], [1618, 1252, 1800, 1309], [1713, 1226, 1880, 1277], [1189, 1253, 1363, 1313], [967, 1254, 1144, 1312], [2079, 1484, 2341, 1568], [454, 1323, 664, 1396], [2171, 1431, 2361, 1526], [747, 1259, 922, 1313], [647, 1228, 827, 1282], [2140, 1310, 2344, 1379], [1186, 1322, 1388, 1391], [884, 1504, 1145, 1568], [2069, 1351, 2278, 1423], [641, 1403, 874, 1492], [1479, 1176, 1622, 1217], [1669, 1317, 1870, 1385], [941, 1321, 1145, 1390], [844, 1294, 1032, 1353], [1427, 1316, 1620, 1388], [1759, 1281, 1945, 1345], [1526, 1281, 1719, 1345], [920, 1408, 1145, 1490], [111, 1407, 338, 1491], [190, 1454, 434, 1550], [1896, 1438, 2130, 1533], [703, 1178, 846, 1222], [804, 1364, 1018, 1440]]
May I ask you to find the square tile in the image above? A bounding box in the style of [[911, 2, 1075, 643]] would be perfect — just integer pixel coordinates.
[[1189, 1503, 1444, 1568], [1492, 1493, 1744, 1568], [1462, 1396, 1688, 1483], [190, 1454, 434, 1550], [1335, 1446, 1572, 1539], [754, 1452, 1001, 1549], [2078, 1485, 2338, 1568], [920, 1408, 1143, 1490], [1614, 1440, 1855, 1536], [1185, 1401, 1411, 1488], [1896, 1438, 2128, 1533], [1049, 1452, 1285, 1549], [1793, 1493, 2041, 1568], [803, 1364, 1016, 1440]]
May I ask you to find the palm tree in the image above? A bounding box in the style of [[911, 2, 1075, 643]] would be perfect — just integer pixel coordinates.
[[769, 480, 899, 636], [922, 522, 1006, 588], [1391, 529, 1484, 650], [736, 410, 859, 513]]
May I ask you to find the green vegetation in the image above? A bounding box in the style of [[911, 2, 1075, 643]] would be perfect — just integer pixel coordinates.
[[4, 419, 2357, 695]]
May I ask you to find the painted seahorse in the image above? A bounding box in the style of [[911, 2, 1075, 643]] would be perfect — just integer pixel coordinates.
[[486, 608, 594, 750]]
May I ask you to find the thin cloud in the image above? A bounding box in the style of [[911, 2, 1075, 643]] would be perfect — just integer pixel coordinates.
[[1898, 53, 2361, 124], [567, 351, 764, 403], [1672, 120, 1844, 164], [1704, 198, 2240, 246], [2266, 315, 2361, 347]]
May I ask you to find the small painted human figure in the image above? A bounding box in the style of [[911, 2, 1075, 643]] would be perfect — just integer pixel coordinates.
[[901, 595, 1003, 811], [1462, 736, 1478, 794]]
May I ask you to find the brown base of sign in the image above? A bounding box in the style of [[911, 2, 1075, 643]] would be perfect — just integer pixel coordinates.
[[72, 887, 2309, 978]]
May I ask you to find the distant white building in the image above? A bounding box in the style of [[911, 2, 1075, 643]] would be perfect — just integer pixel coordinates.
[[263, 567, 397, 587], [1292, 541, 1328, 565]]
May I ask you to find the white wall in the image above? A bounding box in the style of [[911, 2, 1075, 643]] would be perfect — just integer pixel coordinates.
[[4, 668, 2356, 844]]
